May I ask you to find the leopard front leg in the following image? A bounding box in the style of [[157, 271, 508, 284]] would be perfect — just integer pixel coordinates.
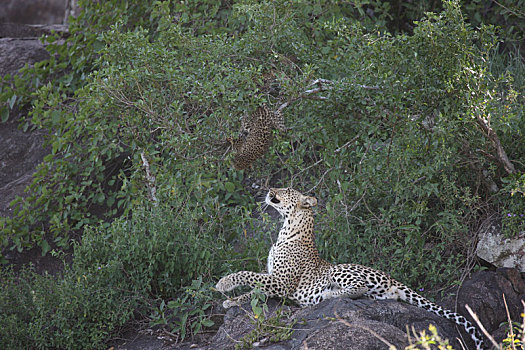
[[222, 290, 255, 309], [216, 271, 290, 308]]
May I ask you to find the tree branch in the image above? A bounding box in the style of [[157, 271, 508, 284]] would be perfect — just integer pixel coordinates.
[[277, 78, 380, 114], [474, 114, 515, 175]]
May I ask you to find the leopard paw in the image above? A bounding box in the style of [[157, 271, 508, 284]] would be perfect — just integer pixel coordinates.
[[222, 299, 239, 309], [321, 289, 335, 300]]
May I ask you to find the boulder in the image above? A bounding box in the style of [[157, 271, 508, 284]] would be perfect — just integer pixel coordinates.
[[201, 269, 525, 350], [0, 0, 67, 25], [441, 268, 525, 343], [0, 38, 50, 78], [208, 298, 471, 350], [0, 23, 68, 39], [476, 218, 525, 272]]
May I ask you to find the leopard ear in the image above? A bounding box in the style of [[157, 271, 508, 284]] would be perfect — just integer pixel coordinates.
[[298, 195, 317, 209]]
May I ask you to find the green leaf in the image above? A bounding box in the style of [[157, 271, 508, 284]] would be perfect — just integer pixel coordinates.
[[201, 319, 214, 327], [224, 182, 235, 193], [50, 110, 61, 124], [1, 107, 8, 122], [40, 239, 51, 256], [7, 94, 17, 109]]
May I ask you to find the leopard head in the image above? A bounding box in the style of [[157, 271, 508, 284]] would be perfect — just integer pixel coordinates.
[[265, 188, 317, 218]]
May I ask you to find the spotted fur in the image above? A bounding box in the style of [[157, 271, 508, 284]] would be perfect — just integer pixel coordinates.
[[216, 187, 484, 350], [231, 105, 285, 170]]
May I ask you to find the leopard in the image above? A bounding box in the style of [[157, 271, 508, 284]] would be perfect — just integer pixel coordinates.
[[216, 187, 484, 350], [230, 105, 285, 170]]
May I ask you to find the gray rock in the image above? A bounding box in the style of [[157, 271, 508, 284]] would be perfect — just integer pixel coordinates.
[[206, 270, 525, 350], [209, 298, 468, 350], [477, 217, 525, 272], [0, 23, 68, 39], [441, 268, 525, 338], [0, 0, 67, 25], [0, 37, 50, 77]]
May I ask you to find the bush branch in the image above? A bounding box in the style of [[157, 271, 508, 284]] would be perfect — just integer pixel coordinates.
[[277, 79, 380, 114], [475, 115, 515, 175], [140, 151, 158, 205]]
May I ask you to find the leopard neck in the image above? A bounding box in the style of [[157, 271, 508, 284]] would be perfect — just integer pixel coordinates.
[[278, 209, 315, 243]]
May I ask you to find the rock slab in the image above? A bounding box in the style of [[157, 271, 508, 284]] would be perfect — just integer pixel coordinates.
[[191, 269, 525, 350], [477, 218, 525, 272]]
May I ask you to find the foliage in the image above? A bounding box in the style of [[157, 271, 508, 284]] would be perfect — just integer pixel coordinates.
[[0, 264, 139, 350], [500, 172, 525, 236], [149, 277, 215, 342], [236, 288, 296, 349], [406, 324, 453, 349], [0, 267, 36, 349], [28, 264, 139, 349], [404, 303, 525, 350], [0, 0, 169, 256], [0, 0, 524, 348], [0, 187, 235, 349], [384, 0, 525, 44]]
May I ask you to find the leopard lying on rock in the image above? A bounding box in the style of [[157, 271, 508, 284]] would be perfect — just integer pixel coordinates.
[[216, 187, 485, 350]]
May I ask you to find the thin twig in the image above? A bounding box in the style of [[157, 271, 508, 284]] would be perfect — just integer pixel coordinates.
[[521, 300, 525, 344], [503, 294, 516, 350], [474, 113, 515, 174], [335, 310, 396, 349], [307, 168, 332, 193], [277, 78, 380, 113], [291, 158, 323, 185], [335, 135, 360, 152], [308, 78, 380, 90], [465, 304, 501, 350]]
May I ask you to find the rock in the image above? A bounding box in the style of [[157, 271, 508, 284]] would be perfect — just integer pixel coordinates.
[[0, 38, 50, 78], [0, 0, 67, 25], [0, 114, 49, 218], [209, 298, 473, 350], [476, 216, 525, 272], [0, 23, 68, 39], [441, 268, 525, 339], [208, 270, 525, 350]]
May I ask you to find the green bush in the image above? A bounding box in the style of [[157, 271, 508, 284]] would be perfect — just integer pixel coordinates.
[[75, 190, 239, 297], [0, 264, 138, 350], [0, 185, 242, 349], [0, 267, 35, 349], [28, 264, 139, 349], [1, 0, 522, 274], [0, 0, 524, 348]]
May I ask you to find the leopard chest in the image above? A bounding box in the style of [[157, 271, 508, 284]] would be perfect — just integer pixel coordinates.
[[267, 240, 319, 279]]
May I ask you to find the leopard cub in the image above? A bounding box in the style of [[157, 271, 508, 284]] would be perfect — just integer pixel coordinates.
[[230, 105, 285, 170]]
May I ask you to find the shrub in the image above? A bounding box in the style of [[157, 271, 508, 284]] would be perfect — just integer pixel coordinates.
[[0, 1, 523, 347], [0, 263, 139, 350], [0, 267, 36, 349], [0, 184, 242, 349], [74, 190, 239, 297]]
